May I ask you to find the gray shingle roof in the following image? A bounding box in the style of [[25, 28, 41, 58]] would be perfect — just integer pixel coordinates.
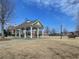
[[15, 20, 43, 29]]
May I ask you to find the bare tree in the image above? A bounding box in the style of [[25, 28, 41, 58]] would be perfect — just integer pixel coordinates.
[[76, 21, 79, 31], [0, 0, 14, 38], [76, 25, 79, 31], [76, 11, 79, 31], [63, 28, 68, 36], [50, 28, 56, 36], [52, 28, 56, 34], [44, 27, 50, 36]]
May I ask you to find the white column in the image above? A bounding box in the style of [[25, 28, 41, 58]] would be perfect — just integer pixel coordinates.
[[19, 29, 21, 38], [37, 28, 39, 38], [30, 26, 33, 38], [24, 30, 27, 38], [12, 30, 14, 34], [15, 30, 17, 37]]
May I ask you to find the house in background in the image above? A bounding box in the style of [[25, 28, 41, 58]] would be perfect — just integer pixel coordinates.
[[8, 20, 44, 38]]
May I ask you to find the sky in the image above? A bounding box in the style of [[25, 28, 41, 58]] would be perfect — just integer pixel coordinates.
[[4, 0, 79, 32]]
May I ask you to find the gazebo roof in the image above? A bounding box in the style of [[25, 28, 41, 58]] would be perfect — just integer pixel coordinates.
[[15, 20, 44, 29], [8, 25, 15, 30]]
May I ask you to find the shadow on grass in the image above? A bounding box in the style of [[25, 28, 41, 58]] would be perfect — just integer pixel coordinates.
[[0, 38, 11, 41]]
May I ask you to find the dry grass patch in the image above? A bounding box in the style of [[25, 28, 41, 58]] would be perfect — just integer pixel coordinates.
[[0, 37, 78, 59]]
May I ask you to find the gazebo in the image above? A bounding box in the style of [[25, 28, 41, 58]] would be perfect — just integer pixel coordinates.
[[13, 20, 44, 38]]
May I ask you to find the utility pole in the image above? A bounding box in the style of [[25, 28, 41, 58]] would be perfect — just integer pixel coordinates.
[[60, 24, 63, 39]]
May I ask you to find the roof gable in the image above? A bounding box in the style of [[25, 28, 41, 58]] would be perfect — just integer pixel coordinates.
[[33, 20, 43, 28]]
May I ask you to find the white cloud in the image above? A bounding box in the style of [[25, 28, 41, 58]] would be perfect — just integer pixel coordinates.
[[23, 0, 79, 19]]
